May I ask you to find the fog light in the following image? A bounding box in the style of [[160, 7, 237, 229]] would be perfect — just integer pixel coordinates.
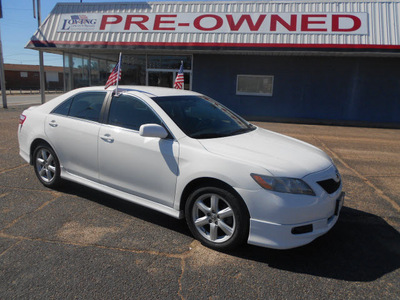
[[291, 224, 313, 235]]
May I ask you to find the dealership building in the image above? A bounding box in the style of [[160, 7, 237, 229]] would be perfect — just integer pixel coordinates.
[[27, 1, 400, 126]]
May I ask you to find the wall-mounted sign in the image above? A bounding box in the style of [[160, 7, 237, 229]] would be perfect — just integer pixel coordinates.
[[57, 13, 368, 35]]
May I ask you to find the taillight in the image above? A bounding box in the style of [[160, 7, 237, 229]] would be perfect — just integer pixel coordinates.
[[19, 114, 26, 126]]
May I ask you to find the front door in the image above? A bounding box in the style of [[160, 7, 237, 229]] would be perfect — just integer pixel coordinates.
[[98, 94, 179, 207]]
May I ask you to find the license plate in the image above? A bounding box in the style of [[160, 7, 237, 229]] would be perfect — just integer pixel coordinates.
[[334, 192, 345, 216]]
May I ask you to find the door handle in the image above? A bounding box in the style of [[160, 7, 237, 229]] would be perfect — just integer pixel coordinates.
[[49, 120, 58, 127], [100, 134, 114, 143]]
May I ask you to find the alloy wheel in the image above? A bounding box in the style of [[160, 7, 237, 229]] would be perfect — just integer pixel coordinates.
[[191, 193, 236, 244], [35, 148, 57, 183]]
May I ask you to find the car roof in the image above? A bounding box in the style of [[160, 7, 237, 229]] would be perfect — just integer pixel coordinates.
[[30, 85, 204, 115], [74, 85, 201, 97]]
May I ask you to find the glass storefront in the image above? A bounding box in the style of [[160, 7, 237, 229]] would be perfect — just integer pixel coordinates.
[[62, 53, 192, 91], [72, 55, 89, 88], [147, 55, 191, 90], [148, 71, 173, 88], [90, 59, 116, 86], [120, 55, 146, 86]]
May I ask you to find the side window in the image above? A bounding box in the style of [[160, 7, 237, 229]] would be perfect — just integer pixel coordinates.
[[68, 92, 106, 122], [52, 97, 73, 116], [108, 95, 162, 131]]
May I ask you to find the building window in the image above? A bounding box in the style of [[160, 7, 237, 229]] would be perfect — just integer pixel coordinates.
[[236, 75, 274, 96], [147, 55, 191, 70], [120, 55, 146, 86], [46, 71, 59, 82], [20, 72, 28, 78], [72, 55, 90, 88]]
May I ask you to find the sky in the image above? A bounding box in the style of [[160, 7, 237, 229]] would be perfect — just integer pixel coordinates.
[[0, 0, 181, 67]]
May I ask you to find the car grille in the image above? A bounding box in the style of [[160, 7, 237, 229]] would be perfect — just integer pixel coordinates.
[[317, 178, 341, 194]]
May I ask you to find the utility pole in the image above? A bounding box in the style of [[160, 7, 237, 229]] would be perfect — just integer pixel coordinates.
[[0, 0, 7, 108], [34, 0, 45, 103]]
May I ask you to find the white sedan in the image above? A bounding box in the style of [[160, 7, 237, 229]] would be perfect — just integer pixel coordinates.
[[18, 86, 344, 250]]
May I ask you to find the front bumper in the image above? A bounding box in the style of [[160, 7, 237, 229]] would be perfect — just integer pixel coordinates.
[[247, 192, 345, 249]]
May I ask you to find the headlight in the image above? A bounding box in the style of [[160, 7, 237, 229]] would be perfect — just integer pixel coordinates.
[[251, 174, 315, 196]]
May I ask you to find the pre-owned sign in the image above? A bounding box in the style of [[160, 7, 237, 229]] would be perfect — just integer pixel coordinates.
[[58, 13, 368, 35]]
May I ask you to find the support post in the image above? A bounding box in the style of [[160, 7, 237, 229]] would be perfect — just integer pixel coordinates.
[[0, 23, 7, 108], [37, 0, 45, 103]]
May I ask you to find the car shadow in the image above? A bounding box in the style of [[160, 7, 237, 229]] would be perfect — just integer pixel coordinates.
[[229, 206, 400, 282], [55, 182, 400, 282], [54, 180, 191, 236]]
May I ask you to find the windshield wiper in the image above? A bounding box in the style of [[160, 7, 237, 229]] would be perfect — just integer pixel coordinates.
[[228, 127, 254, 136], [191, 133, 226, 139]]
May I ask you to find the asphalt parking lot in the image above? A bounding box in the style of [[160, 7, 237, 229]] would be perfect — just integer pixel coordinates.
[[1, 105, 399, 299]]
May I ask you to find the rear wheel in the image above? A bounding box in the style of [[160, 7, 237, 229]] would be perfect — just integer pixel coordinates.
[[185, 186, 249, 250], [33, 144, 61, 188]]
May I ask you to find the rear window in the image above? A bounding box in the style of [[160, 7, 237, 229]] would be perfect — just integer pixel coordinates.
[[52, 92, 106, 122]]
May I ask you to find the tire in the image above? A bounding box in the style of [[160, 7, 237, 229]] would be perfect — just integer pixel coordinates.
[[185, 186, 249, 251], [33, 143, 61, 188]]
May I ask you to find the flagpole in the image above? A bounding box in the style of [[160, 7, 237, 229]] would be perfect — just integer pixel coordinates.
[[115, 52, 122, 95], [181, 60, 183, 90]]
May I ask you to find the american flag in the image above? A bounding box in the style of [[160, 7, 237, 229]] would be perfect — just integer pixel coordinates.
[[71, 15, 88, 20], [174, 62, 184, 90], [104, 57, 122, 89]]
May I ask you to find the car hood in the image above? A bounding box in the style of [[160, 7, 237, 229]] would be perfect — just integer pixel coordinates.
[[198, 127, 332, 178]]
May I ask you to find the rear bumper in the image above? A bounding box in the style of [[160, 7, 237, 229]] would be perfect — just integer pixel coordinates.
[[247, 192, 345, 249], [19, 149, 30, 164], [18, 126, 31, 164]]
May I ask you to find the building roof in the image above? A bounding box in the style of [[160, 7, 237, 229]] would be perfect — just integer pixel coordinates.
[[27, 1, 400, 55], [4, 64, 63, 72]]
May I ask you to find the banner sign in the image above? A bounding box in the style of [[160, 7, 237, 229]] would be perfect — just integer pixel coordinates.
[[58, 13, 368, 35]]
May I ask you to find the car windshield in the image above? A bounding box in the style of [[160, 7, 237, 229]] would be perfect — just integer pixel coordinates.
[[152, 95, 255, 139]]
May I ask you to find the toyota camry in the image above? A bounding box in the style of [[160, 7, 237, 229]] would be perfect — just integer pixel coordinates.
[[18, 86, 344, 250]]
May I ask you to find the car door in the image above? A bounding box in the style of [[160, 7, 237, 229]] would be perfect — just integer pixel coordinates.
[[98, 94, 179, 207], [45, 91, 107, 182]]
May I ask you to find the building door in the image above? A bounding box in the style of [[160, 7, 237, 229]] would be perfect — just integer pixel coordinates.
[[148, 71, 174, 88], [146, 55, 192, 89], [147, 69, 191, 89]]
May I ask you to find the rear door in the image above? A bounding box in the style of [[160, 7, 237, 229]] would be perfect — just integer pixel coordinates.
[[45, 91, 107, 181], [98, 94, 179, 207]]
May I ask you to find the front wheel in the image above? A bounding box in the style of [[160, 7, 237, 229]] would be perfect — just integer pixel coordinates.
[[33, 144, 61, 188], [185, 186, 249, 251]]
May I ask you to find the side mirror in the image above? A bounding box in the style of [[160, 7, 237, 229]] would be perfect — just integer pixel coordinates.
[[139, 124, 169, 139]]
